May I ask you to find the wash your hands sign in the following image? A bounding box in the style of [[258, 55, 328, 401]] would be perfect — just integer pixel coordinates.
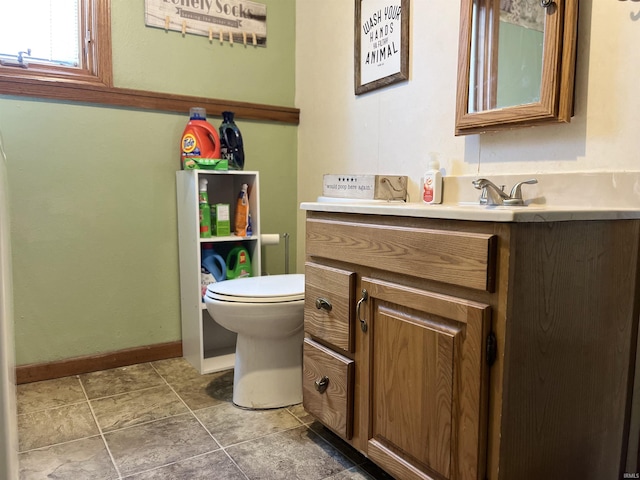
[[145, 0, 267, 46]]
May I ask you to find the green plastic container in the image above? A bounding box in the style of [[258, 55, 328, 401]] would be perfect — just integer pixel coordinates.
[[226, 246, 252, 279]]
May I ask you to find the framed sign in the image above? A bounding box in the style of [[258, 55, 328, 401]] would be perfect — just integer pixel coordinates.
[[355, 0, 409, 95], [145, 0, 267, 46]]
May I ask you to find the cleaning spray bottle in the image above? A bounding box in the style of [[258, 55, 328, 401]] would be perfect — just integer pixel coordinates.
[[199, 178, 212, 238], [180, 108, 222, 170], [234, 184, 249, 237]]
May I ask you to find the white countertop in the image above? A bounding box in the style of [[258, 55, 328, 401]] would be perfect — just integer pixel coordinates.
[[301, 172, 640, 223], [300, 200, 640, 222]]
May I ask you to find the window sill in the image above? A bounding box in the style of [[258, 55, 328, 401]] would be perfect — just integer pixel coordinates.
[[0, 75, 300, 125]]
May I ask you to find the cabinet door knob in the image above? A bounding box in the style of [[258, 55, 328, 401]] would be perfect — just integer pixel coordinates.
[[314, 376, 329, 394], [315, 297, 333, 312], [357, 289, 369, 333]]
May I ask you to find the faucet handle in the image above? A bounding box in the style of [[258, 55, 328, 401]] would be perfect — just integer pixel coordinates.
[[506, 179, 538, 205]]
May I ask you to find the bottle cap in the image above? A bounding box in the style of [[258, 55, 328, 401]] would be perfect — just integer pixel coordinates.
[[199, 178, 208, 191], [189, 107, 207, 120], [428, 160, 440, 171]]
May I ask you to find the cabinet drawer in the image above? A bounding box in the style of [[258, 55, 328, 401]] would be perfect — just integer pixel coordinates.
[[304, 263, 355, 353], [303, 338, 354, 440], [306, 217, 497, 292]]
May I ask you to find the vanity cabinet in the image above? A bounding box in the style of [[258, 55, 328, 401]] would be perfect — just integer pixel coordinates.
[[302, 210, 640, 480], [176, 170, 261, 374]]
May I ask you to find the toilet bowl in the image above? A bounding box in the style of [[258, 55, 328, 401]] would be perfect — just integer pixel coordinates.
[[204, 274, 305, 409]]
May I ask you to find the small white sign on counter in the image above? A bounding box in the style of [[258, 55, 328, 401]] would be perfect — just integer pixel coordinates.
[[323, 175, 377, 199], [323, 174, 407, 201]]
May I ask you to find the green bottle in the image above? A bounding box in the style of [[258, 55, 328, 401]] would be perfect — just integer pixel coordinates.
[[199, 178, 212, 238]]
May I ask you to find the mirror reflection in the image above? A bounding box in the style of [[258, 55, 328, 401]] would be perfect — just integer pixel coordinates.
[[469, 0, 546, 114]]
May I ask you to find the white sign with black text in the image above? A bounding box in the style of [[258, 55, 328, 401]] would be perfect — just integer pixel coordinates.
[[359, 0, 403, 85]]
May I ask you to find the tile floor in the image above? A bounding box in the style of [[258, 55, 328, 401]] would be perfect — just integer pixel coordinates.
[[16, 357, 394, 480]]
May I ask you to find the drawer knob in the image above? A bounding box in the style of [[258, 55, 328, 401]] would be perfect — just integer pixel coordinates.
[[315, 297, 333, 312], [314, 376, 329, 394]]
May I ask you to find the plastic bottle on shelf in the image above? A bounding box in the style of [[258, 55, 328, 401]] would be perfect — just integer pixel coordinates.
[[422, 157, 443, 204], [246, 213, 253, 237], [199, 178, 212, 238], [219, 111, 245, 170], [180, 107, 222, 170], [234, 184, 249, 236]]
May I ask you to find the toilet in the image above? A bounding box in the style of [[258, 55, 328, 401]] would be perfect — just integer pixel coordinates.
[[204, 274, 305, 409]]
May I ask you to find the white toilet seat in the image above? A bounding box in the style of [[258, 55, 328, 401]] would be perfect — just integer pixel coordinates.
[[205, 274, 304, 304]]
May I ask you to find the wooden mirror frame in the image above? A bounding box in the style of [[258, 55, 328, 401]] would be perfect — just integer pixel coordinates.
[[455, 0, 578, 135]]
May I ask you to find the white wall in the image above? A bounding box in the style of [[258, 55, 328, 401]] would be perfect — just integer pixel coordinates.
[[295, 0, 640, 266]]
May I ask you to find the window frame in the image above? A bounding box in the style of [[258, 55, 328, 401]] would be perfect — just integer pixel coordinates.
[[0, 0, 299, 125], [0, 0, 112, 87]]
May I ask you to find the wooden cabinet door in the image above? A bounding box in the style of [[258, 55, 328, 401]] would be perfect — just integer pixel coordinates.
[[362, 278, 492, 480]]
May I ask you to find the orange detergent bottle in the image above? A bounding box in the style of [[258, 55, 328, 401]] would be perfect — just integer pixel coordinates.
[[180, 107, 221, 169]]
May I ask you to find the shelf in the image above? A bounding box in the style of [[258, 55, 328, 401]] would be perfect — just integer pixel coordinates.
[[177, 169, 260, 375], [202, 347, 236, 374], [200, 235, 258, 243]]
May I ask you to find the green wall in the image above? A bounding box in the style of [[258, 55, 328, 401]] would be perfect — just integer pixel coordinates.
[[0, 0, 297, 366]]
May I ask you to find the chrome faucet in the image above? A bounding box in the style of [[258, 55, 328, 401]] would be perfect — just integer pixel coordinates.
[[472, 178, 538, 206]]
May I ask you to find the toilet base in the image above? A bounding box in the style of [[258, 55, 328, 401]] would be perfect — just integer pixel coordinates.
[[232, 330, 303, 409]]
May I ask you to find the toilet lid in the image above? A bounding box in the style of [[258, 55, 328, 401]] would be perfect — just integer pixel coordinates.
[[205, 274, 305, 304]]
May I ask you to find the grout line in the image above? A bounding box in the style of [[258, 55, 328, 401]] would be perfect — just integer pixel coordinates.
[[78, 376, 123, 479], [18, 433, 105, 455], [18, 360, 371, 479], [84, 383, 168, 403], [84, 362, 199, 436], [284, 405, 315, 426], [149, 361, 225, 449], [17, 399, 89, 417], [221, 421, 310, 450], [147, 362, 320, 477], [148, 362, 252, 479], [221, 448, 251, 480], [117, 448, 221, 480]]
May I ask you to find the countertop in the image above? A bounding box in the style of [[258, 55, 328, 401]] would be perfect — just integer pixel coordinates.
[[300, 172, 640, 223], [300, 200, 640, 222]]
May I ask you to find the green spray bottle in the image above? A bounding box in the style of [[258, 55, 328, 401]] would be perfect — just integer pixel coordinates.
[[199, 178, 212, 238]]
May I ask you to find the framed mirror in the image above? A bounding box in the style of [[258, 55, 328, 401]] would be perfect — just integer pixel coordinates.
[[455, 0, 578, 135]]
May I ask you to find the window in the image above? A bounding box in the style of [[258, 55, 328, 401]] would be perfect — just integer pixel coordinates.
[[0, 0, 298, 124], [0, 0, 112, 87]]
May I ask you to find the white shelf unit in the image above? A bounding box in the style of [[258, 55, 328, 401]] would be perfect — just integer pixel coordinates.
[[176, 170, 261, 374]]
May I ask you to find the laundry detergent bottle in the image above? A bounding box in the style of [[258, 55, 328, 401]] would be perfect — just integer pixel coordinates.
[[219, 111, 245, 170], [180, 107, 221, 170]]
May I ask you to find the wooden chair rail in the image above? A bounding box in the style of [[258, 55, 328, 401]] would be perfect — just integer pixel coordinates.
[[0, 76, 300, 125]]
